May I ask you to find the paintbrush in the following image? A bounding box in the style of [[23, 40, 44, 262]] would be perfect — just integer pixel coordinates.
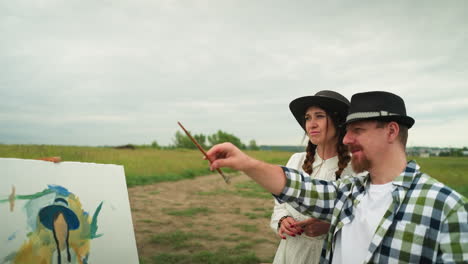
[[177, 121, 230, 184]]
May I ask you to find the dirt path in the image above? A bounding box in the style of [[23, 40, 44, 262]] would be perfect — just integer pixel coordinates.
[[128, 173, 280, 263]]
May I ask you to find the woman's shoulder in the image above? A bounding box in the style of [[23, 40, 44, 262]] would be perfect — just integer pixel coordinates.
[[286, 152, 307, 170], [290, 152, 307, 160]]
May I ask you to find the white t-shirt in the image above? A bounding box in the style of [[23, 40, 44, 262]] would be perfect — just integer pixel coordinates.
[[332, 182, 394, 264]]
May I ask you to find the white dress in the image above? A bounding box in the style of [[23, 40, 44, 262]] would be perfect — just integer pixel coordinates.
[[270, 152, 356, 264]]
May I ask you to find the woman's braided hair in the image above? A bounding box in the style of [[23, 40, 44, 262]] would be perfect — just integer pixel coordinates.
[[301, 110, 350, 179]]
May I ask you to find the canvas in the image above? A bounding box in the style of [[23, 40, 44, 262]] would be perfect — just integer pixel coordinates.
[[0, 158, 139, 264]]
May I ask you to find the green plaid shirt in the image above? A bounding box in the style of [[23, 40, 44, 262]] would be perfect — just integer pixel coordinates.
[[275, 161, 468, 263]]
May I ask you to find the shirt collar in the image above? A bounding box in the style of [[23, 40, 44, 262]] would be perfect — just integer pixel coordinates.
[[312, 152, 339, 169], [391, 160, 420, 189], [357, 160, 419, 191]]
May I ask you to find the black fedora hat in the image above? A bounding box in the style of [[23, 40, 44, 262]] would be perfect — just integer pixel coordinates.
[[289, 90, 350, 131], [345, 91, 415, 128]]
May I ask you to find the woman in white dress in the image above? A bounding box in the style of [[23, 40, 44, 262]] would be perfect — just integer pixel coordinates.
[[270, 90, 355, 264]]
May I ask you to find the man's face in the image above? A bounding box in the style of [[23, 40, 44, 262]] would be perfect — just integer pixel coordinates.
[[343, 121, 386, 173]]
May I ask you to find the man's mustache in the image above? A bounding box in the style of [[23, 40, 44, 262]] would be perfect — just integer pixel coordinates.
[[349, 145, 363, 153]]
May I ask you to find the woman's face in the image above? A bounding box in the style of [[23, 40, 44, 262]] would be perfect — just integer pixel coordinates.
[[53, 212, 68, 250], [304, 106, 337, 146]]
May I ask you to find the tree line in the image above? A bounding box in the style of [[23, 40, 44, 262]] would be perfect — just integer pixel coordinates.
[[150, 130, 260, 150], [438, 147, 468, 157]]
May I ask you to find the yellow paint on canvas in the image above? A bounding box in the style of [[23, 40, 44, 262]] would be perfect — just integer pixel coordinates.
[[12, 195, 92, 264]]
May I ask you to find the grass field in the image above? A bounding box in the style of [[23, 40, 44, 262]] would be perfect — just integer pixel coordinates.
[[1, 144, 467, 263], [0, 144, 292, 187], [0, 144, 468, 196], [0, 144, 467, 196]]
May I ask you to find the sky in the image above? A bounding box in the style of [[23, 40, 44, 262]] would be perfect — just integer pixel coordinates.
[[1, 1, 467, 148]]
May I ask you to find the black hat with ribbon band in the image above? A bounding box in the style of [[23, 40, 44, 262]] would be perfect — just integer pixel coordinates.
[[344, 91, 415, 128], [289, 90, 350, 131]]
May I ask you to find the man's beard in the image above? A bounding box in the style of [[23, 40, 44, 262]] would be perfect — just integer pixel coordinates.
[[351, 153, 371, 173]]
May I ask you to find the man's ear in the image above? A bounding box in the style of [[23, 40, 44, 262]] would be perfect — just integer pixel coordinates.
[[387, 121, 400, 143]]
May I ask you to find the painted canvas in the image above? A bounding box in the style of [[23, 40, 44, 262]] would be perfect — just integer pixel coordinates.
[[0, 158, 139, 264]]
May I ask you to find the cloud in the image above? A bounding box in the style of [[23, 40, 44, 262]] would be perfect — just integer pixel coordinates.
[[0, 0, 467, 147]]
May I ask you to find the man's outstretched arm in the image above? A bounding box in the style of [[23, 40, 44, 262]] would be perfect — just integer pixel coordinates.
[[206, 143, 286, 195], [207, 142, 339, 221]]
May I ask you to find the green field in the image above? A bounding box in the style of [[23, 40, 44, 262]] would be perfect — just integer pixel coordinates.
[[408, 157, 468, 197], [0, 144, 467, 197], [0, 144, 293, 187], [1, 144, 467, 264]]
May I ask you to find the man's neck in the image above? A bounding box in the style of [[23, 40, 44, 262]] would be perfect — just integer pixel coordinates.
[[368, 152, 407, 184]]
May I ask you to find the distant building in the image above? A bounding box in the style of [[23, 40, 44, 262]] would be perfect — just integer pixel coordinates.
[[406, 147, 460, 157]]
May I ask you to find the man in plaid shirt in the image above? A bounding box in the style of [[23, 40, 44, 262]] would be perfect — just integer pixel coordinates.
[[207, 91, 467, 263]]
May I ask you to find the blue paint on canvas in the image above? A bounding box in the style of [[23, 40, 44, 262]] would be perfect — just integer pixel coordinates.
[[7, 231, 18, 242]]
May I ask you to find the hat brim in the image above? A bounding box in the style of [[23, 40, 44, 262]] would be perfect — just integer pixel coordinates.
[[39, 205, 80, 230], [345, 115, 415, 128], [289, 96, 349, 131]]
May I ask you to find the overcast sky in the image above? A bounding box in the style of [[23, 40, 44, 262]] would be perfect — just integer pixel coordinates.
[[1, 1, 467, 148]]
